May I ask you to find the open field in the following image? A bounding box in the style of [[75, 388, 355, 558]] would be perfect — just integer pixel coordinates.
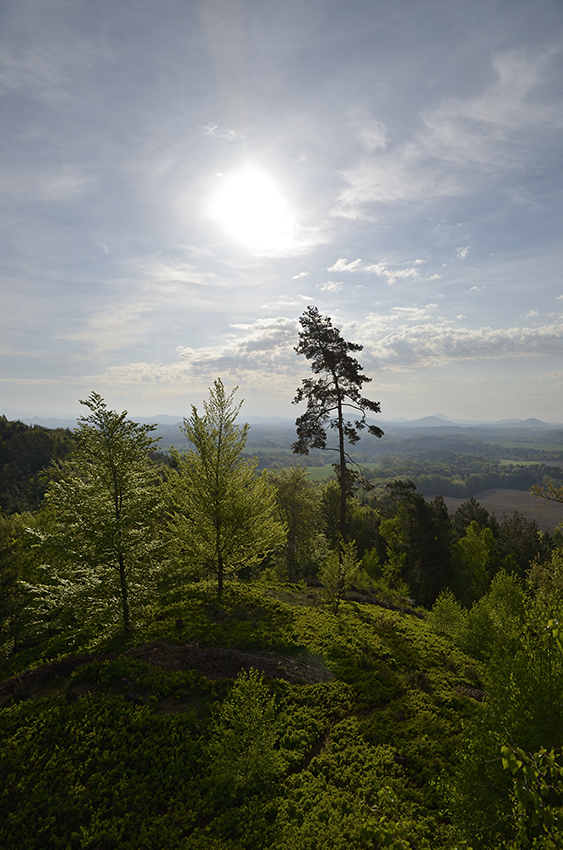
[[431, 488, 563, 533], [499, 459, 563, 468], [305, 462, 381, 482], [493, 439, 563, 452]]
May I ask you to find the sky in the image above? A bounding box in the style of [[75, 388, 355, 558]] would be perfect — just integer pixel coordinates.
[[1, 0, 563, 424]]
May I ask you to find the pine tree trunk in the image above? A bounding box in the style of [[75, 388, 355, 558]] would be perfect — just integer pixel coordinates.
[[337, 394, 347, 565]]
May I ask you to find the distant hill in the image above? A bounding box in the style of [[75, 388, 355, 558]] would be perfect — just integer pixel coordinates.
[[6, 411, 563, 433], [3, 412, 563, 461]]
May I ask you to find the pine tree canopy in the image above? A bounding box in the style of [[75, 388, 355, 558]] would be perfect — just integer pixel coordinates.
[[292, 305, 383, 455]]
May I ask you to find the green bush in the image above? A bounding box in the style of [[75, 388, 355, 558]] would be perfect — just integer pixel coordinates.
[[206, 668, 284, 797]]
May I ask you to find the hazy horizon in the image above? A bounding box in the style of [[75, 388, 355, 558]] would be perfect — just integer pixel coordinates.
[[2, 1, 562, 423], [3, 405, 563, 430]]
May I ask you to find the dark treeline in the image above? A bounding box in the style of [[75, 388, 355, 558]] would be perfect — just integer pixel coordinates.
[[0, 416, 75, 514], [364, 456, 563, 499], [291, 474, 552, 608]]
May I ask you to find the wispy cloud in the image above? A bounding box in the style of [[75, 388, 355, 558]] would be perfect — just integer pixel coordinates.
[[338, 44, 563, 214], [327, 257, 421, 285], [0, 30, 106, 99], [201, 124, 240, 140], [0, 44, 71, 95], [62, 303, 155, 352], [357, 119, 386, 152], [0, 164, 92, 202], [131, 257, 224, 289]]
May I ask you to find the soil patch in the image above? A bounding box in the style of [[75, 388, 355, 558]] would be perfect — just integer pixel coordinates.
[[124, 640, 333, 684], [0, 640, 333, 703]]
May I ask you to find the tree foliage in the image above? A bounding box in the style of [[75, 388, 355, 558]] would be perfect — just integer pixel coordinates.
[[0, 509, 39, 655], [292, 306, 383, 554], [168, 380, 285, 594], [268, 463, 326, 580], [447, 568, 563, 846], [376, 484, 453, 606], [319, 540, 363, 612], [206, 667, 283, 796], [41, 392, 165, 632]]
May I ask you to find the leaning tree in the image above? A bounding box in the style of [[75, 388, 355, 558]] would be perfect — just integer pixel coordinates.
[[292, 306, 383, 560]]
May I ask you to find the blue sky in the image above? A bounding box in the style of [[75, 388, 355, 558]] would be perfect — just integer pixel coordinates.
[[2, 0, 563, 422]]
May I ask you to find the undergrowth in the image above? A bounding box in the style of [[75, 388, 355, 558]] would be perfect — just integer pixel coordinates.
[[0, 580, 483, 849]]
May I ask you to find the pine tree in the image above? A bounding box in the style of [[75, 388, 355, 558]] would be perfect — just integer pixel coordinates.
[[292, 306, 383, 558]]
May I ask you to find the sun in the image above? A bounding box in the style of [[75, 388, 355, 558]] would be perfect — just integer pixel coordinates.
[[213, 169, 295, 251]]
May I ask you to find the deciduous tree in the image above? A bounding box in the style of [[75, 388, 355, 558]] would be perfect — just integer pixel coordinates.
[[42, 392, 165, 632], [168, 380, 285, 595], [319, 540, 362, 612], [0, 509, 38, 654], [207, 668, 283, 796], [268, 463, 325, 580]]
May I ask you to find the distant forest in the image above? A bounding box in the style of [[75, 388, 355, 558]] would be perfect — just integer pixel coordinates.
[[0, 416, 75, 514], [3, 414, 563, 514]]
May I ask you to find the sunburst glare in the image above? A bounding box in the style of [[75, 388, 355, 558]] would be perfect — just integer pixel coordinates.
[[213, 170, 296, 252]]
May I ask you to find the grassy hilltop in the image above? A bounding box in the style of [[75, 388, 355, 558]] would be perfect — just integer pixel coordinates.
[[0, 580, 485, 850]]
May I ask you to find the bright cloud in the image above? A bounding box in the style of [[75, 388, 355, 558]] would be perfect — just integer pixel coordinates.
[[363, 263, 420, 285], [326, 257, 421, 285], [363, 319, 563, 370], [318, 280, 343, 291], [201, 124, 239, 140], [177, 316, 300, 375], [327, 258, 363, 272]]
